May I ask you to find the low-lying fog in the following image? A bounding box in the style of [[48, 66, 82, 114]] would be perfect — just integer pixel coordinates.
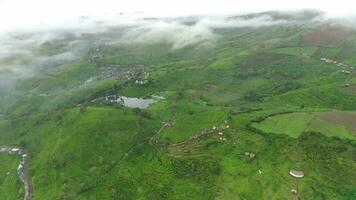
[[0, 10, 326, 81], [0, 9, 354, 112]]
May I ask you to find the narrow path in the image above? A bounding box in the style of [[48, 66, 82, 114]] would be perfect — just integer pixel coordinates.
[[0, 146, 34, 200]]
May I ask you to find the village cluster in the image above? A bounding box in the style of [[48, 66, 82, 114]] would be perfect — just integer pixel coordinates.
[[161, 120, 176, 128], [86, 47, 149, 85], [320, 57, 354, 75], [190, 121, 230, 141], [85, 64, 149, 86]]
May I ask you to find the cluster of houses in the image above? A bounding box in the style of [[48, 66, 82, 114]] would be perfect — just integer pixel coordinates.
[[135, 80, 145, 85], [244, 152, 256, 159], [86, 47, 150, 86], [191, 130, 210, 140], [134, 67, 149, 85], [100, 65, 126, 80], [341, 69, 351, 74], [100, 65, 139, 81], [191, 121, 230, 141], [320, 57, 345, 66], [320, 57, 353, 74], [161, 120, 176, 128], [85, 64, 148, 86]]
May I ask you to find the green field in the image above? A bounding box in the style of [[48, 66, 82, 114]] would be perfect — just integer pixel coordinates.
[[252, 111, 356, 139]]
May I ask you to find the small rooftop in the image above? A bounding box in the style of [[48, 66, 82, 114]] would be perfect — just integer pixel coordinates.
[[289, 169, 304, 178]]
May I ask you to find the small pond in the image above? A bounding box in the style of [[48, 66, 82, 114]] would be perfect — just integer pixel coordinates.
[[91, 95, 159, 109]]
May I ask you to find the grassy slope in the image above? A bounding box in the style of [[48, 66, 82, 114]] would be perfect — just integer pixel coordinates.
[[0, 154, 23, 200], [252, 113, 313, 138], [252, 112, 356, 139], [25, 107, 160, 199], [0, 22, 356, 199]]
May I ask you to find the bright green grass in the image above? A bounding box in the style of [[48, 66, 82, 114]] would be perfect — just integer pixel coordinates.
[[24, 106, 159, 200], [13, 105, 223, 199], [345, 56, 356, 65], [209, 56, 236, 69], [253, 113, 313, 138], [0, 154, 23, 200], [252, 112, 356, 139], [314, 47, 343, 60], [270, 86, 356, 110], [157, 107, 226, 143], [208, 48, 251, 69], [307, 117, 352, 139]]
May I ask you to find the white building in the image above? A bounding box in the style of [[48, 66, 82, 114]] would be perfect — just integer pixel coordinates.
[[289, 169, 304, 178]]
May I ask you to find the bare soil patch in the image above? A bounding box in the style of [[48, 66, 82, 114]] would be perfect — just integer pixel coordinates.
[[317, 111, 356, 133], [302, 23, 356, 46], [341, 85, 356, 94]]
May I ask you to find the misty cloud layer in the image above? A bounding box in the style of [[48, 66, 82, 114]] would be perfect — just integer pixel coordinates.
[[0, 10, 335, 89]]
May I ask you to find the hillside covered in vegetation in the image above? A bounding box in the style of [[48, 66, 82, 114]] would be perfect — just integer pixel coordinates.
[[0, 11, 355, 199]]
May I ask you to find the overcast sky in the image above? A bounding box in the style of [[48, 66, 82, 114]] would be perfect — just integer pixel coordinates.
[[0, 0, 355, 32]]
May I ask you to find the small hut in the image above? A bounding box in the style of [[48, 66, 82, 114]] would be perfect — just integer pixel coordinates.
[[289, 169, 304, 178], [244, 152, 256, 159]]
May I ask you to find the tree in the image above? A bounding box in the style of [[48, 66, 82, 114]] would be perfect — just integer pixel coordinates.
[[79, 104, 87, 113]]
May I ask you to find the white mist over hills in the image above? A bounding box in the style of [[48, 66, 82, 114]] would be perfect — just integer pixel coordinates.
[[0, 0, 355, 92], [0, 9, 350, 77], [0, 0, 355, 32], [0, 10, 325, 71], [0, 1, 355, 116]]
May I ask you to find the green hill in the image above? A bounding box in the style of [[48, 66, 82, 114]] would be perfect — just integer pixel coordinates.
[[1, 15, 356, 199]]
